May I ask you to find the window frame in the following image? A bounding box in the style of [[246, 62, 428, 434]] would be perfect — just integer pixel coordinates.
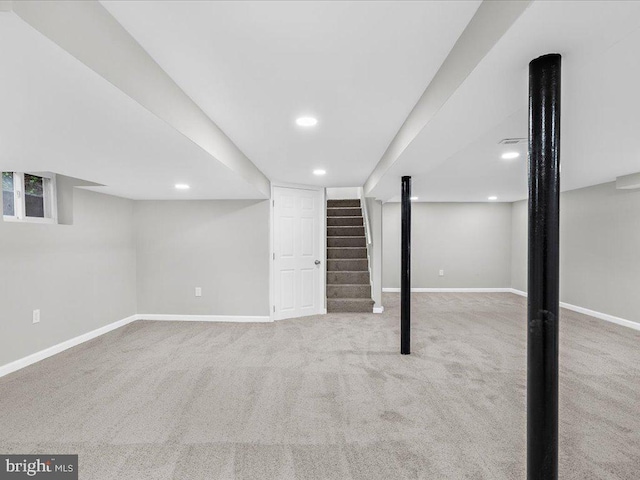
[[2, 172, 58, 224]]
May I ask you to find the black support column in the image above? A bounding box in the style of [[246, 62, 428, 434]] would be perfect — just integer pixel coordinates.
[[401, 176, 411, 355], [527, 53, 561, 480]]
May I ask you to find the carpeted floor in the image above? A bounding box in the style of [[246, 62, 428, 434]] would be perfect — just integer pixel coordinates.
[[0, 293, 638, 479]]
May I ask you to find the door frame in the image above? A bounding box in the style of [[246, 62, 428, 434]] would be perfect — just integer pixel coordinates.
[[270, 182, 326, 321]]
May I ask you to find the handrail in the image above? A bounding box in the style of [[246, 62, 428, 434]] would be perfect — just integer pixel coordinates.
[[359, 186, 375, 310], [359, 187, 372, 246]]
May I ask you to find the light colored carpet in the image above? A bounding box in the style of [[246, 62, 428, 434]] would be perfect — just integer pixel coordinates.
[[0, 293, 638, 479]]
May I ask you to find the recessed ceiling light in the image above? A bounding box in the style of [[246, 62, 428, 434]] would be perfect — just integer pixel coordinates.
[[488, 196, 498, 201], [313, 169, 326, 176], [175, 184, 190, 190], [410, 196, 418, 201], [296, 116, 318, 127], [501, 151, 520, 160]]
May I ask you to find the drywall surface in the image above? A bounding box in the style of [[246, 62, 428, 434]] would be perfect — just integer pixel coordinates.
[[0, 189, 136, 366], [366, 198, 383, 307], [13, 0, 270, 198], [383, 202, 512, 288], [511, 181, 640, 322], [135, 200, 270, 316], [510, 200, 527, 294], [326, 187, 360, 200]]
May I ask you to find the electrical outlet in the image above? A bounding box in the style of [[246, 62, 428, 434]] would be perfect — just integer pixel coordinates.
[[33, 309, 40, 324], [439, 269, 444, 277], [195, 287, 202, 297]]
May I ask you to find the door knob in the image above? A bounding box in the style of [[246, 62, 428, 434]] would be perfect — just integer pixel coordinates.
[[315, 260, 321, 265]]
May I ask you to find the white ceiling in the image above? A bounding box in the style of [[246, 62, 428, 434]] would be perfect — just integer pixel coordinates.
[[376, 0, 640, 202], [0, 13, 263, 200], [101, 0, 481, 188], [3, 1, 640, 202]]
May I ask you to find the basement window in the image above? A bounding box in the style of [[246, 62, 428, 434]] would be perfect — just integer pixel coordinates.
[[2, 172, 58, 224]]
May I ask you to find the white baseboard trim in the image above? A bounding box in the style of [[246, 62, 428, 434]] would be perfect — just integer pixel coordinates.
[[373, 306, 385, 314], [138, 314, 272, 323], [0, 314, 138, 379], [382, 287, 512, 293], [0, 312, 275, 378], [381, 287, 639, 331], [509, 288, 640, 331]]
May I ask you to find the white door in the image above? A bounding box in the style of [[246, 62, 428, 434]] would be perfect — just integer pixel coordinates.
[[273, 186, 324, 320]]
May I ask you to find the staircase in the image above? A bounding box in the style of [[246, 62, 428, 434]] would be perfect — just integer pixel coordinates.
[[326, 199, 375, 313]]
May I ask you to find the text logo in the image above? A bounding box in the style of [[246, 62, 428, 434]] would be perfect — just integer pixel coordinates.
[[0, 455, 77, 479]]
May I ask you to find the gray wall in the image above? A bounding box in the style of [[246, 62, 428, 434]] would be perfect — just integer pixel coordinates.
[[1, 193, 270, 367], [5, 179, 637, 368], [135, 200, 270, 316], [511, 182, 640, 323], [510, 199, 527, 293], [0, 189, 137, 366], [383, 202, 512, 289]]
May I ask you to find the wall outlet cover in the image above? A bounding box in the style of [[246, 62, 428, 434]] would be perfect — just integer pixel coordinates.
[[33, 309, 41, 324], [439, 269, 444, 277], [195, 287, 202, 297]]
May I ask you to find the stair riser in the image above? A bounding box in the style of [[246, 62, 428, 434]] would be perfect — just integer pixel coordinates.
[[326, 272, 370, 285], [327, 199, 360, 208], [327, 216, 363, 227], [325, 200, 373, 311], [327, 226, 365, 237], [328, 237, 366, 248], [327, 208, 362, 217], [327, 285, 371, 298], [327, 299, 374, 313], [327, 259, 368, 272], [327, 248, 366, 259]]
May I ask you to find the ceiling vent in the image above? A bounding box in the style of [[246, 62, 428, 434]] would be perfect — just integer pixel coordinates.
[[498, 138, 527, 145]]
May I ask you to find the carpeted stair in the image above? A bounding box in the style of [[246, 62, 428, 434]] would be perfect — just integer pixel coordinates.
[[326, 199, 375, 313]]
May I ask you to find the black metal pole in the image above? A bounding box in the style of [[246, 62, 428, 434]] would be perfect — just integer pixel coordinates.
[[401, 176, 411, 355], [527, 53, 561, 480]]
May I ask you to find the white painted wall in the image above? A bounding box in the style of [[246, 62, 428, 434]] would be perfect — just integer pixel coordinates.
[[0, 189, 137, 367], [383, 202, 512, 289], [366, 198, 383, 307], [12, 0, 270, 198], [135, 200, 270, 316], [326, 187, 360, 200], [511, 182, 640, 323]]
